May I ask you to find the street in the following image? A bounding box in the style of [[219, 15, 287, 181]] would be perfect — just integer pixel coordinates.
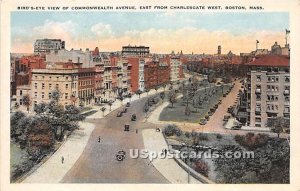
[[61, 97, 169, 183]]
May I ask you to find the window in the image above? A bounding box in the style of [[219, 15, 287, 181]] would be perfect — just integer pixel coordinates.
[[49, 83, 52, 89], [56, 84, 59, 89], [49, 92, 52, 99], [20, 90, 22, 96], [42, 92, 45, 99], [285, 77, 290, 82], [65, 93, 68, 99], [35, 92, 37, 98], [20, 99, 23, 105], [35, 83, 37, 89], [285, 96, 290, 102], [66, 77, 69, 80], [255, 117, 261, 122], [256, 94, 261, 101], [284, 107, 290, 113], [256, 76, 261, 82], [42, 83, 45, 89], [66, 84, 69, 89], [255, 124, 261, 127]]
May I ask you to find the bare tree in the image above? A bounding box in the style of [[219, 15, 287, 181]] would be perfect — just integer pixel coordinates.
[[168, 91, 176, 108], [101, 107, 106, 117], [22, 94, 31, 113]]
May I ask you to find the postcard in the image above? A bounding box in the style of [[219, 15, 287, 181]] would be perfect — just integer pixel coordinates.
[[1, 0, 300, 191]]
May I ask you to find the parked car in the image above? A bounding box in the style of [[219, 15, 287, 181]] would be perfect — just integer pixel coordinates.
[[126, 102, 130, 107], [131, 114, 137, 121], [117, 111, 123, 117], [199, 118, 207, 125], [223, 115, 230, 121], [124, 124, 130, 131]]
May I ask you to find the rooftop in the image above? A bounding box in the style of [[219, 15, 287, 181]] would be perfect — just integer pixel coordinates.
[[246, 55, 289, 67]]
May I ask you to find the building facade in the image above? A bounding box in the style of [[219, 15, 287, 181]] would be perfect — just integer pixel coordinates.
[[122, 45, 150, 56], [245, 55, 290, 128], [34, 39, 65, 54]]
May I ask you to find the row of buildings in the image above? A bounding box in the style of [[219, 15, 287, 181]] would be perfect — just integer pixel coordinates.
[[11, 39, 184, 112], [183, 41, 290, 129]]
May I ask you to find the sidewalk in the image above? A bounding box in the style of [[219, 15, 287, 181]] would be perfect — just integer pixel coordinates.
[[22, 122, 95, 183], [142, 129, 201, 184], [86, 88, 167, 119]]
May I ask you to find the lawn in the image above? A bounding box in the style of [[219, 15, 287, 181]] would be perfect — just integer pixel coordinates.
[[159, 84, 231, 123]]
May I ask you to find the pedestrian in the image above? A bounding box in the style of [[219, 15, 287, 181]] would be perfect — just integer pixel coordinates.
[[98, 136, 101, 143], [61, 156, 64, 164], [164, 149, 167, 155], [136, 129, 138, 134]]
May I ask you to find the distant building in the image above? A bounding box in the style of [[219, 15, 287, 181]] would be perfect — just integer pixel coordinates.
[[34, 39, 65, 54], [122, 45, 150, 56], [170, 55, 182, 82], [218, 45, 221, 55], [46, 49, 91, 68], [144, 58, 170, 89], [245, 55, 290, 128], [271, 42, 290, 56]]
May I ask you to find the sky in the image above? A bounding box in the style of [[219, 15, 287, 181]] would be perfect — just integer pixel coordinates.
[[11, 12, 289, 54]]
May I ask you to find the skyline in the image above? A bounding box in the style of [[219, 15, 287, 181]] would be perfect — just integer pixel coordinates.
[[11, 12, 289, 54]]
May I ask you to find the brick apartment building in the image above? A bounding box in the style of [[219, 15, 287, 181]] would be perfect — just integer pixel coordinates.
[[144, 57, 170, 89]]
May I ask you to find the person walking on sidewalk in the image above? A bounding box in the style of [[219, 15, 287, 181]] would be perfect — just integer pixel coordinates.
[[61, 156, 64, 164]]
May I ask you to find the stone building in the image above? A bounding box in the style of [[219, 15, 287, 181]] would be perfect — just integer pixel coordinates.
[[245, 55, 290, 128]]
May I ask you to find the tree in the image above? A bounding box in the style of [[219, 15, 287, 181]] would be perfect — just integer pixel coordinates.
[[145, 89, 150, 95], [26, 118, 54, 158], [101, 107, 106, 117], [34, 102, 47, 116], [208, 72, 216, 83], [136, 89, 142, 98], [168, 91, 176, 108], [128, 93, 132, 101], [22, 94, 31, 113], [50, 89, 61, 102], [108, 101, 113, 111], [266, 117, 289, 138], [185, 106, 191, 116], [10, 111, 26, 138]]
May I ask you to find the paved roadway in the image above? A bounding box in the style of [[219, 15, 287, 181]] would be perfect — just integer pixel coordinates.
[[61, 97, 169, 183]]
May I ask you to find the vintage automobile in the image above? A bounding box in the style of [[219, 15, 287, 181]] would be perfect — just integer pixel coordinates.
[[199, 118, 207, 125], [116, 150, 126, 161], [124, 124, 130, 131], [131, 114, 137, 121], [117, 111, 123, 117]]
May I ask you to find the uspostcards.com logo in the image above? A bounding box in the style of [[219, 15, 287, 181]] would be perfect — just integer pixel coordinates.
[[129, 149, 255, 161]]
